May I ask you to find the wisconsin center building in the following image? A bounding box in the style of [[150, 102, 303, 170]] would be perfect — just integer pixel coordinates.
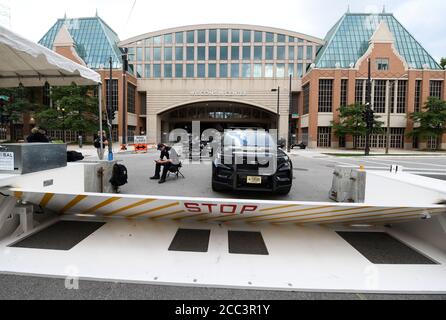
[[38, 11, 445, 149]]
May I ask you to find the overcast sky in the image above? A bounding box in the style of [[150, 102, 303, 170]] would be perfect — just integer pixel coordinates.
[[1, 0, 445, 61]]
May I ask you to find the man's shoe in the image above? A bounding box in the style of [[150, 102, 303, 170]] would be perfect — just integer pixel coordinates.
[[158, 179, 166, 184], [150, 176, 160, 180]]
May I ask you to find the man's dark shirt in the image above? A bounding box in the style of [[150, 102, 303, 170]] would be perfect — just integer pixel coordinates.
[[26, 133, 50, 143]]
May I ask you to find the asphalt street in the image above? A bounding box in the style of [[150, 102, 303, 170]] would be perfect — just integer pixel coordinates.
[[2, 150, 446, 300], [114, 149, 446, 202]]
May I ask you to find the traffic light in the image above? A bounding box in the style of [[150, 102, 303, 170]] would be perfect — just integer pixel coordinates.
[[363, 108, 375, 129]]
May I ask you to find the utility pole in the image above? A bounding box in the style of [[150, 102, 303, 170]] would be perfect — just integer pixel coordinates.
[[107, 57, 114, 161], [287, 74, 292, 153], [121, 48, 128, 150], [364, 58, 373, 156], [271, 87, 280, 145]]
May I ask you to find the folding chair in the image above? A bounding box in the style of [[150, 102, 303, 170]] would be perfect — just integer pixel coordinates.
[[167, 162, 185, 179]]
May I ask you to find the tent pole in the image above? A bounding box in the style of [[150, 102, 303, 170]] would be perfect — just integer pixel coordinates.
[[98, 84, 104, 160]]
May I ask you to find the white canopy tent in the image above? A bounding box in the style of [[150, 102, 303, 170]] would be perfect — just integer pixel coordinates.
[[0, 25, 107, 158], [0, 25, 101, 88]]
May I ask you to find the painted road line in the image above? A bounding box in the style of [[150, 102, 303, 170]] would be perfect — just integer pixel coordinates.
[[248, 206, 375, 224], [297, 208, 443, 225], [13, 191, 23, 200], [150, 210, 186, 220], [259, 204, 301, 212], [126, 202, 180, 219], [104, 198, 157, 217], [59, 195, 88, 214], [39, 193, 55, 208], [82, 197, 122, 214]]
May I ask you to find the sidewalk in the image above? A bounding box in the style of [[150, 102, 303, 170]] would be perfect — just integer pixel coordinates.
[[289, 148, 446, 157], [67, 144, 156, 159]]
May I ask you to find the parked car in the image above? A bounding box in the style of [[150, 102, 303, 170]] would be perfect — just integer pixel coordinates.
[[212, 129, 293, 195]]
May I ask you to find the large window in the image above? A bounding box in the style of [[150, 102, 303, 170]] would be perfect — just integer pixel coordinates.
[[220, 63, 228, 78], [231, 29, 240, 43], [231, 46, 239, 60], [144, 64, 150, 78], [265, 32, 274, 43], [186, 31, 195, 44], [276, 64, 285, 78], [197, 47, 206, 60], [265, 64, 273, 78], [220, 29, 228, 43], [355, 80, 365, 104], [175, 64, 183, 78], [277, 46, 285, 60], [254, 31, 262, 43], [242, 63, 251, 78], [414, 80, 422, 112], [136, 47, 143, 61], [197, 64, 205, 78], [105, 79, 118, 112], [175, 32, 184, 44], [306, 46, 313, 60], [208, 64, 216, 78], [317, 127, 332, 147], [197, 30, 206, 44], [243, 30, 251, 43], [297, 46, 303, 60], [186, 64, 194, 78], [153, 47, 161, 61], [242, 46, 251, 60], [303, 83, 310, 115], [376, 58, 389, 71], [164, 47, 172, 61], [187, 47, 195, 61], [164, 34, 172, 44], [253, 46, 262, 61], [374, 80, 387, 113], [164, 64, 172, 78], [231, 63, 239, 78], [318, 79, 333, 112], [153, 64, 161, 78], [209, 29, 217, 43], [430, 80, 443, 98], [253, 64, 262, 78], [397, 80, 407, 114], [340, 79, 348, 107], [220, 46, 228, 60], [208, 46, 217, 60], [127, 83, 136, 114], [136, 65, 143, 78], [288, 63, 294, 78], [297, 63, 303, 78], [265, 46, 274, 60], [175, 47, 183, 61], [288, 46, 295, 60]]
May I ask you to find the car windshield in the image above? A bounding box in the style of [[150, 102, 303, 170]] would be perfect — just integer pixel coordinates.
[[224, 130, 276, 148]]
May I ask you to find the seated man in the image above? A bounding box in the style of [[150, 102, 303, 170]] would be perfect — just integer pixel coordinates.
[[150, 143, 180, 184]]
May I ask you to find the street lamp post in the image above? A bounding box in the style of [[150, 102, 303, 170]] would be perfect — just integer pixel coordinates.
[[57, 106, 66, 143], [271, 87, 280, 144]]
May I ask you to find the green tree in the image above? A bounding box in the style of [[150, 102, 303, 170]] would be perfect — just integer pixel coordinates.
[[332, 103, 384, 149], [35, 83, 99, 138], [0, 86, 38, 140], [441, 57, 446, 68], [408, 97, 446, 150]]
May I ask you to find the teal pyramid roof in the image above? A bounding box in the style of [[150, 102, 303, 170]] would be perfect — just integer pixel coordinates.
[[314, 13, 441, 70], [39, 16, 122, 69]]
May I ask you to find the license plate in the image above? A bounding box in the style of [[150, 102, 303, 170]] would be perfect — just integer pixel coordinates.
[[247, 176, 262, 184]]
